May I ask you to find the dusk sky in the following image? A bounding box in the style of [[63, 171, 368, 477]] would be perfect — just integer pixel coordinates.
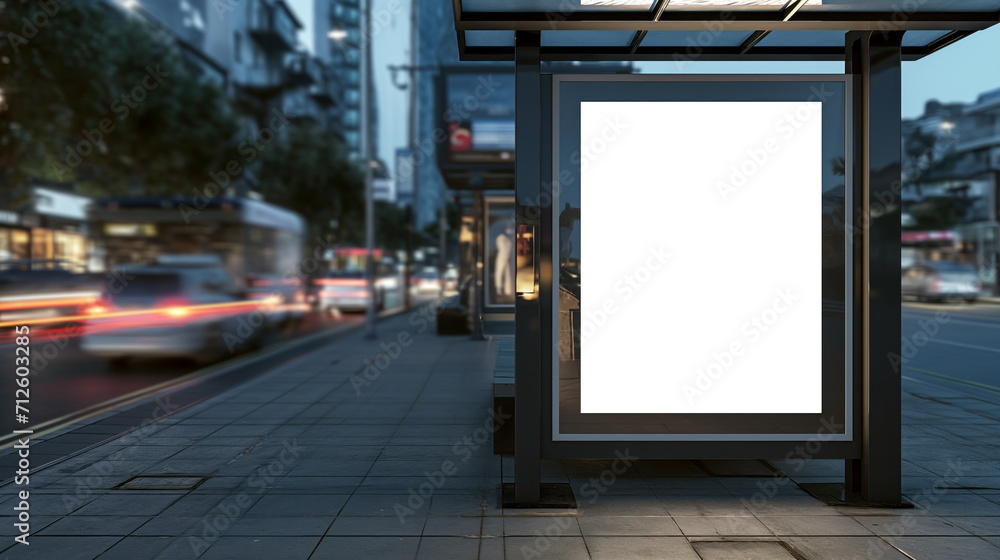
[[284, 0, 1000, 174]]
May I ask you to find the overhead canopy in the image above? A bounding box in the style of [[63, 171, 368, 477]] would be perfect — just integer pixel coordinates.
[[453, 0, 1000, 61]]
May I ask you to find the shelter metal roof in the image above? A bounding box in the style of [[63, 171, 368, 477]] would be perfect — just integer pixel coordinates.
[[452, 0, 1000, 61]]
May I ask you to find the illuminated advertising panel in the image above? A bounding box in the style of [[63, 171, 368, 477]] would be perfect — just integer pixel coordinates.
[[444, 73, 515, 164]]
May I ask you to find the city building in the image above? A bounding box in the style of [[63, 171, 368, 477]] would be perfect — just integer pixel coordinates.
[[314, 0, 377, 161], [0, 185, 92, 269], [902, 90, 1000, 292], [106, 0, 340, 189]]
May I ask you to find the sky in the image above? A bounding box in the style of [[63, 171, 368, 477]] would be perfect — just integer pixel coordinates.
[[638, 25, 1000, 119], [286, 0, 411, 172], [282, 1, 1000, 175]]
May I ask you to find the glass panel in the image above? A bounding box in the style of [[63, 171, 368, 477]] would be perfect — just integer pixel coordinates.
[[901, 30, 953, 47], [640, 30, 752, 48], [485, 197, 516, 307], [755, 30, 847, 47], [554, 77, 848, 437], [541, 30, 636, 47], [465, 30, 515, 47], [799, 0, 1000, 10], [462, 0, 653, 12], [666, 0, 813, 9]]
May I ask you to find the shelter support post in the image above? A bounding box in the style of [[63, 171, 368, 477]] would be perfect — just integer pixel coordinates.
[[513, 30, 542, 505], [845, 30, 903, 505]]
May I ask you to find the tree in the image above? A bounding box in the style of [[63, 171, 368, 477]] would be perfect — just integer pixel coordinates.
[[0, 0, 239, 199], [256, 123, 363, 243]]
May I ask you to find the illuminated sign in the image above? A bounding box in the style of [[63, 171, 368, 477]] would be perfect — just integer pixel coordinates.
[[444, 73, 515, 164], [104, 223, 157, 237]]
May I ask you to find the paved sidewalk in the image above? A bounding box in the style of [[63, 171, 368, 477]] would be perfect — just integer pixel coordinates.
[[1, 312, 999, 559]]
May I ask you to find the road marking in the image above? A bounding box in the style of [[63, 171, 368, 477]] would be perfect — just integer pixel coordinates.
[[902, 311, 1000, 331], [903, 365, 1000, 395], [926, 338, 1000, 354]]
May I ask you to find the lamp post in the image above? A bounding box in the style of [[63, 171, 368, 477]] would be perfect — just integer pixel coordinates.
[[330, 0, 375, 338], [361, 0, 376, 338]]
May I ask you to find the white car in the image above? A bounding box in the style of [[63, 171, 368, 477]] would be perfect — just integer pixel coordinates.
[[81, 265, 266, 368], [901, 261, 981, 303], [314, 270, 385, 314]]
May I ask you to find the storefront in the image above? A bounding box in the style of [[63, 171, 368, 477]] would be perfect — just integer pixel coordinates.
[[0, 187, 90, 270]]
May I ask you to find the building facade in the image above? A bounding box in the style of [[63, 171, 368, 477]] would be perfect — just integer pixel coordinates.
[[903, 90, 1000, 292]]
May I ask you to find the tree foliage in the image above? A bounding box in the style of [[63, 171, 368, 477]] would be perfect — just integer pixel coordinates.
[[256, 123, 363, 244], [0, 0, 239, 200]]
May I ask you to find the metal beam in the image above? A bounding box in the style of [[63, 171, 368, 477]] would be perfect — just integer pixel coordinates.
[[514, 30, 542, 506], [740, 0, 809, 54], [460, 45, 936, 63], [455, 12, 998, 32], [629, 0, 671, 55], [845, 30, 904, 506]]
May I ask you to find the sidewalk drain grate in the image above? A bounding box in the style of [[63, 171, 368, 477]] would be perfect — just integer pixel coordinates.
[[115, 475, 208, 490]]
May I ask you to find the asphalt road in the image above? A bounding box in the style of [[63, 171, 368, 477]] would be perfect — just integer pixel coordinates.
[[2, 295, 990, 453], [901, 299, 1000, 402]]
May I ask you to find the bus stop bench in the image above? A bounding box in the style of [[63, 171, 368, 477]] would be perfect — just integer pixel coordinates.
[[493, 336, 515, 454]]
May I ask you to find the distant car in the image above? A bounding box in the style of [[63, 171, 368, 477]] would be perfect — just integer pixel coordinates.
[[81, 264, 265, 368], [442, 268, 459, 293], [414, 271, 442, 295], [902, 261, 981, 303], [314, 270, 384, 314]]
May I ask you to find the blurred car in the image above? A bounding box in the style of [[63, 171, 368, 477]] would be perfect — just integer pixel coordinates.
[[413, 270, 442, 295], [0, 260, 99, 324], [80, 263, 265, 368], [442, 268, 459, 293], [902, 261, 981, 303], [314, 270, 384, 314]]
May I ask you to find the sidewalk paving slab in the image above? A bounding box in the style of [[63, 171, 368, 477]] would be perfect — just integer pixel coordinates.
[[0, 311, 998, 559]]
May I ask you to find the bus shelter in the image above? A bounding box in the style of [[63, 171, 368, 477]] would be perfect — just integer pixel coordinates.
[[449, 1, 1000, 506]]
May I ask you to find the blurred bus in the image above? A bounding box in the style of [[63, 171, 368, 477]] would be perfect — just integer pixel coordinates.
[[88, 196, 308, 315]]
